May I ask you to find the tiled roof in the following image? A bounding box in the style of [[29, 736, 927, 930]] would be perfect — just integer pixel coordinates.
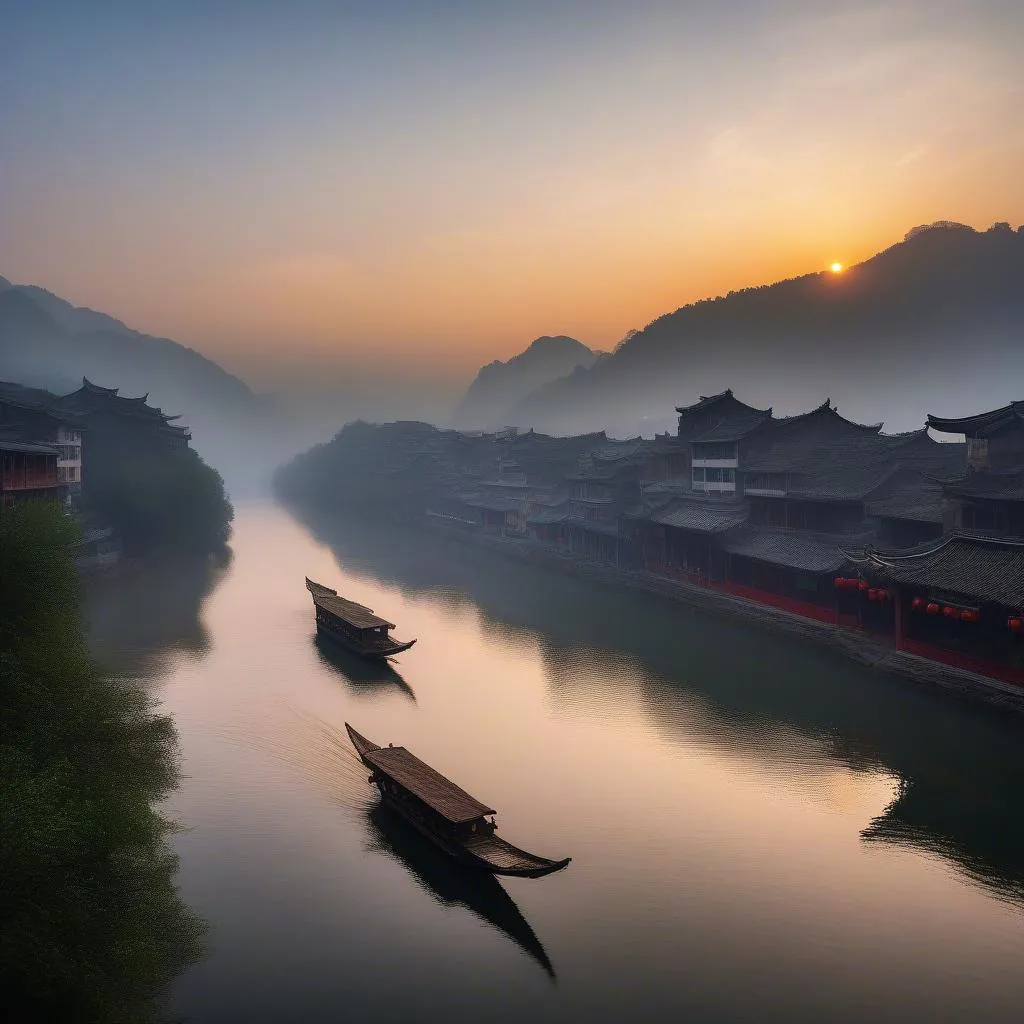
[[786, 462, 900, 502], [944, 469, 1024, 503], [0, 437, 58, 454], [676, 390, 773, 442], [866, 489, 946, 524], [770, 399, 881, 434], [854, 533, 1024, 607], [743, 428, 964, 502], [721, 526, 854, 573], [591, 439, 648, 462], [691, 407, 772, 443], [0, 381, 55, 409], [927, 402, 1024, 438], [651, 498, 749, 533]]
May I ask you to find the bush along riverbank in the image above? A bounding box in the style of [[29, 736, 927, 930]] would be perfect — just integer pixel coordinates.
[[86, 443, 234, 558], [0, 501, 206, 1023]]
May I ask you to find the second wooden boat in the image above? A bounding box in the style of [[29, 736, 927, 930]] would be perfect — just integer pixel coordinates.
[[306, 578, 416, 660], [346, 723, 571, 879]]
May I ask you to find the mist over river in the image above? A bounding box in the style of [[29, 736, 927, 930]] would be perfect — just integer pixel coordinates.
[[85, 502, 1024, 1024]]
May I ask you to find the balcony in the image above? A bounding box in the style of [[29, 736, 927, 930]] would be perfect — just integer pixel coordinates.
[[691, 458, 738, 469]]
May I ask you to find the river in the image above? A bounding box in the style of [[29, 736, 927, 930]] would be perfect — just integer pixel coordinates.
[[84, 502, 1024, 1023]]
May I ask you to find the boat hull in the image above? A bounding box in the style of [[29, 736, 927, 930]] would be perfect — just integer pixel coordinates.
[[316, 619, 417, 661]]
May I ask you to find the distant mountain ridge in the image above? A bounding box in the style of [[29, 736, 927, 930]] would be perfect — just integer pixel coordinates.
[[453, 335, 601, 430], [0, 275, 276, 492], [0, 276, 259, 418], [507, 222, 1024, 437]]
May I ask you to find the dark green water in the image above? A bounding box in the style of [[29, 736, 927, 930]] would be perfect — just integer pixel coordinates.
[[85, 503, 1024, 1023]]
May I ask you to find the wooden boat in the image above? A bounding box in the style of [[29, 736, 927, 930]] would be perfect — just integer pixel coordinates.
[[306, 578, 416, 660], [346, 723, 571, 879]]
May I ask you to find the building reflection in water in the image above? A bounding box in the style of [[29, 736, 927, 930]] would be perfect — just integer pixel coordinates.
[[364, 801, 556, 980], [313, 634, 416, 701], [293, 508, 1024, 908], [83, 548, 232, 675]]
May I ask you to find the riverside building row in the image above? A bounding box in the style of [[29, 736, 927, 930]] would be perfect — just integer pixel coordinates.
[[314, 391, 1023, 685]]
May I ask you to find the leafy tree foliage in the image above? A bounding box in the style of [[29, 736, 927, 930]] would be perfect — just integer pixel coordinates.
[[86, 442, 234, 556], [0, 502, 206, 1022]]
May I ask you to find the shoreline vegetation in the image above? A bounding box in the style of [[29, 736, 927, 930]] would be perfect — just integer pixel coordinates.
[[0, 502, 206, 1023], [87, 444, 234, 559]]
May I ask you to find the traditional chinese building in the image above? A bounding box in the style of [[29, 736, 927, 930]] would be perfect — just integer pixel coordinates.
[[559, 438, 654, 562], [847, 533, 1024, 684], [676, 389, 773, 495], [0, 436, 63, 507], [0, 382, 83, 509], [926, 402, 1024, 537]]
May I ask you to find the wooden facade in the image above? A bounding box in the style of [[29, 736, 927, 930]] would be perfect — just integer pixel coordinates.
[[0, 440, 63, 507]]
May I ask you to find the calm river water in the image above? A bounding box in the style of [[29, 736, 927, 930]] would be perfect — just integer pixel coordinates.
[[85, 502, 1024, 1023]]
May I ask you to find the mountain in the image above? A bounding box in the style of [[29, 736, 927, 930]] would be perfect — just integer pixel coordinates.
[[508, 222, 1024, 438], [452, 335, 601, 430], [0, 279, 273, 490], [0, 282, 258, 411], [13, 283, 136, 336]]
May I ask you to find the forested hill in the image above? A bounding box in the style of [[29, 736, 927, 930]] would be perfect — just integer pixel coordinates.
[[509, 222, 1024, 437]]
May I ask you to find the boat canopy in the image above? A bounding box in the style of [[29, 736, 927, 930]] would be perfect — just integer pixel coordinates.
[[306, 577, 395, 630], [363, 745, 497, 824]]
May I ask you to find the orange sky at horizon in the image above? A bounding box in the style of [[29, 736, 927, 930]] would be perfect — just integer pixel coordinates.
[[3, 2, 1023, 389]]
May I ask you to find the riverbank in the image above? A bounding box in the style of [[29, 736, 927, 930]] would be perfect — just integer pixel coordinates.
[[419, 517, 1024, 714]]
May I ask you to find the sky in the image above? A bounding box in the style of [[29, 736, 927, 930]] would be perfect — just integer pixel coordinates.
[[2, 0, 1023, 390]]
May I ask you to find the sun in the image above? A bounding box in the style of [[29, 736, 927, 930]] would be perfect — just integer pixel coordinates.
[[830, 261, 843, 273]]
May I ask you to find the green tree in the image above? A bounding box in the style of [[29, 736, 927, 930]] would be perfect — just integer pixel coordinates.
[[0, 501, 206, 1023], [86, 444, 234, 556]]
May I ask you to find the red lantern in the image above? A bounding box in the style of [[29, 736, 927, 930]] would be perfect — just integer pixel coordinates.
[[911, 597, 924, 611], [959, 609, 972, 622], [926, 602, 940, 615], [879, 589, 890, 602], [943, 606, 956, 618], [867, 589, 877, 601], [1009, 617, 1023, 632], [834, 576, 845, 588], [858, 580, 868, 592]]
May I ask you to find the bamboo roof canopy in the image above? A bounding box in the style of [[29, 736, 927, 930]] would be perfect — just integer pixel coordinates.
[[305, 578, 395, 630], [362, 744, 497, 824]]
